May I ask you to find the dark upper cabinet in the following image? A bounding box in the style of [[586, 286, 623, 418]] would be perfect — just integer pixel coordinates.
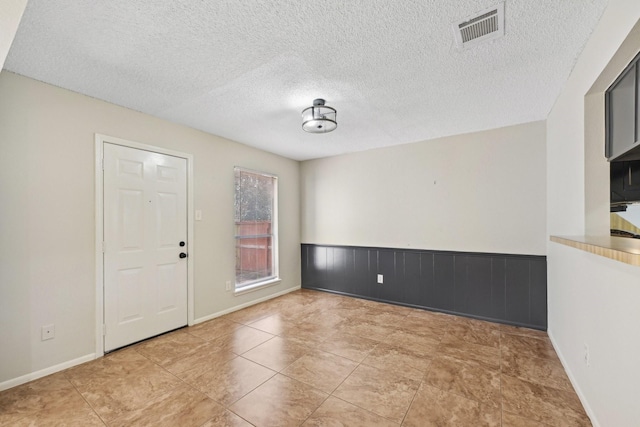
[[611, 160, 640, 203], [611, 161, 626, 203], [628, 161, 640, 191], [606, 53, 640, 161]]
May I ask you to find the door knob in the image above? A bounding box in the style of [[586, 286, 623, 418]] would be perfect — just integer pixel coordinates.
[[179, 241, 186, 247], [179, 252, 188, 259]]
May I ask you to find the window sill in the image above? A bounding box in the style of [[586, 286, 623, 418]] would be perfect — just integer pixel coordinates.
[[234, 277, 282, 296]]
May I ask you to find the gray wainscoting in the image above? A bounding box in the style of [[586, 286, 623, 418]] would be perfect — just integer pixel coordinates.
[[301, 244, 547, 330]]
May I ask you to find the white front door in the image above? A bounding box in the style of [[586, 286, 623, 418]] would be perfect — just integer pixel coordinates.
[[103, 143, 188, 352]]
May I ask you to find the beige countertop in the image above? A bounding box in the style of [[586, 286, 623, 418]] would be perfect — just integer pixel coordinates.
[[550, 235, 640, 266]]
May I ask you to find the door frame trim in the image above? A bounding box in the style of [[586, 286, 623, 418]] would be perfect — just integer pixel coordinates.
[[94, 134, 195, 357]]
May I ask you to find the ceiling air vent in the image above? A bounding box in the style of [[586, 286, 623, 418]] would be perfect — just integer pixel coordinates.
[[453, 2, 505, 49]]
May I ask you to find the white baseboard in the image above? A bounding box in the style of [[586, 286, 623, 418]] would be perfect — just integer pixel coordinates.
[[0, 353, 96, 392], [194, 285, 301, 324], [547, 329, 599, 427]]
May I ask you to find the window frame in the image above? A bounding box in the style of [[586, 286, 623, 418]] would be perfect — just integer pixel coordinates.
[[233, 167, 280, 294]]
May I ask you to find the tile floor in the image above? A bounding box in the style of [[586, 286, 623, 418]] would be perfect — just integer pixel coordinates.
[[0, 289, 592, 426]]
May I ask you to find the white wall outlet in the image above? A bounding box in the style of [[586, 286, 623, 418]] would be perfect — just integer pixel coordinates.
[[41, 324, 55, 341], [377, 274, 384, 284], [195, 210, 202, 221], [225, 280, 231, 291], [584, 343, 590, 367]]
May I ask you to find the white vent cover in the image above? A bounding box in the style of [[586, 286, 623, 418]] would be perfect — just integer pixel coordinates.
[[453, 2, 505, 49]]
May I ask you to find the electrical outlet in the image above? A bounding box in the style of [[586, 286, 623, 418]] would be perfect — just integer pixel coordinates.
[[584, 343, 590, 367], [377, 274, 384, 284], [225, 280, 231, 291], [41, 324, 55, 341]]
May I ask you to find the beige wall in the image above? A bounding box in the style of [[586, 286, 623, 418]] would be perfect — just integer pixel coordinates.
[[546, 0, 640, 424], [0, 0, 27, 71], [0, 72, 300, 385], [301, 121, 547, 255]]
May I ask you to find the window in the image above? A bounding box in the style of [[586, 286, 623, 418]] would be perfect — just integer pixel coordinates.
[[234, 167, 278, 291]]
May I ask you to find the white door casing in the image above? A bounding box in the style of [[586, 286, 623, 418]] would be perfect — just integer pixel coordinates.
[[96, 136, 193, 353]]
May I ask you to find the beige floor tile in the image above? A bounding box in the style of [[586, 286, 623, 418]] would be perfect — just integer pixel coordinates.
[[295, 317, 342, 334], [134, 331, 207, 366], [303, 396, 399, 427], [437, 334, 501, 369], [64, 348, 153, 389], [336, 297, 370, 309], [500, 324, 549, 340], [318, 305, 369, 323], [361, 300, 414, 316], [502, 374, 592, 426], [502, 350, 574, 391], [403, 383, 500, 427], [188, 356, 276, 406], [1, 290, 592, 427], [209, 325, 275, 355], [78, 363, 183, 422], [256, 297, 290, 313], [281, 350, 358, 393], [501, 332, 558, 361], [223, 303, 276, 325], [165, 342, 237, 380], [333, 294, 365, 305], [405, 308, 458, 328], [381, 328, 441, 357], [393, 315, 445, 339], [12, 410, 105, 426], [333, 364, 420, 424], [108, 383, 221, 427], [279, 321, 335, 348], [200, 409, 254, 427], [0, 373, 101, 426], [276, 303, 315, 316], [230, 374, 328, 427], [242, 336, 310, 371], [11, 404, 105, 426], [446, 317, 501, 348], [453, 316, 500, 329], [281, 307, 324, 325], [281, 294, 329, 314], [424, 355, 501, 407], [361, 343, 432, 380], [187, 318, 245, 341], [315, 332, 379, 362], [248, 313, 290, 334], [337, 320, 400, 343], [380, 304, 417, 316], [309, 293, 343, 308], [301, 310, 350, 330], [502, 411, 550, 427], [359, 308, 409, 327]]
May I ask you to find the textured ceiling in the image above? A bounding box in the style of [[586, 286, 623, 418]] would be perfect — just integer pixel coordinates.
[[5, 0, 608, 160]]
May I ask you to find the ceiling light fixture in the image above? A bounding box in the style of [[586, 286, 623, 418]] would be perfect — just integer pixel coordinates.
[[301, 99, 337, 133]]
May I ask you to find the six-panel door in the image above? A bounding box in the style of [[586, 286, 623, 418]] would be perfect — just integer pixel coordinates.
[[103, 143, 188, 352]]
